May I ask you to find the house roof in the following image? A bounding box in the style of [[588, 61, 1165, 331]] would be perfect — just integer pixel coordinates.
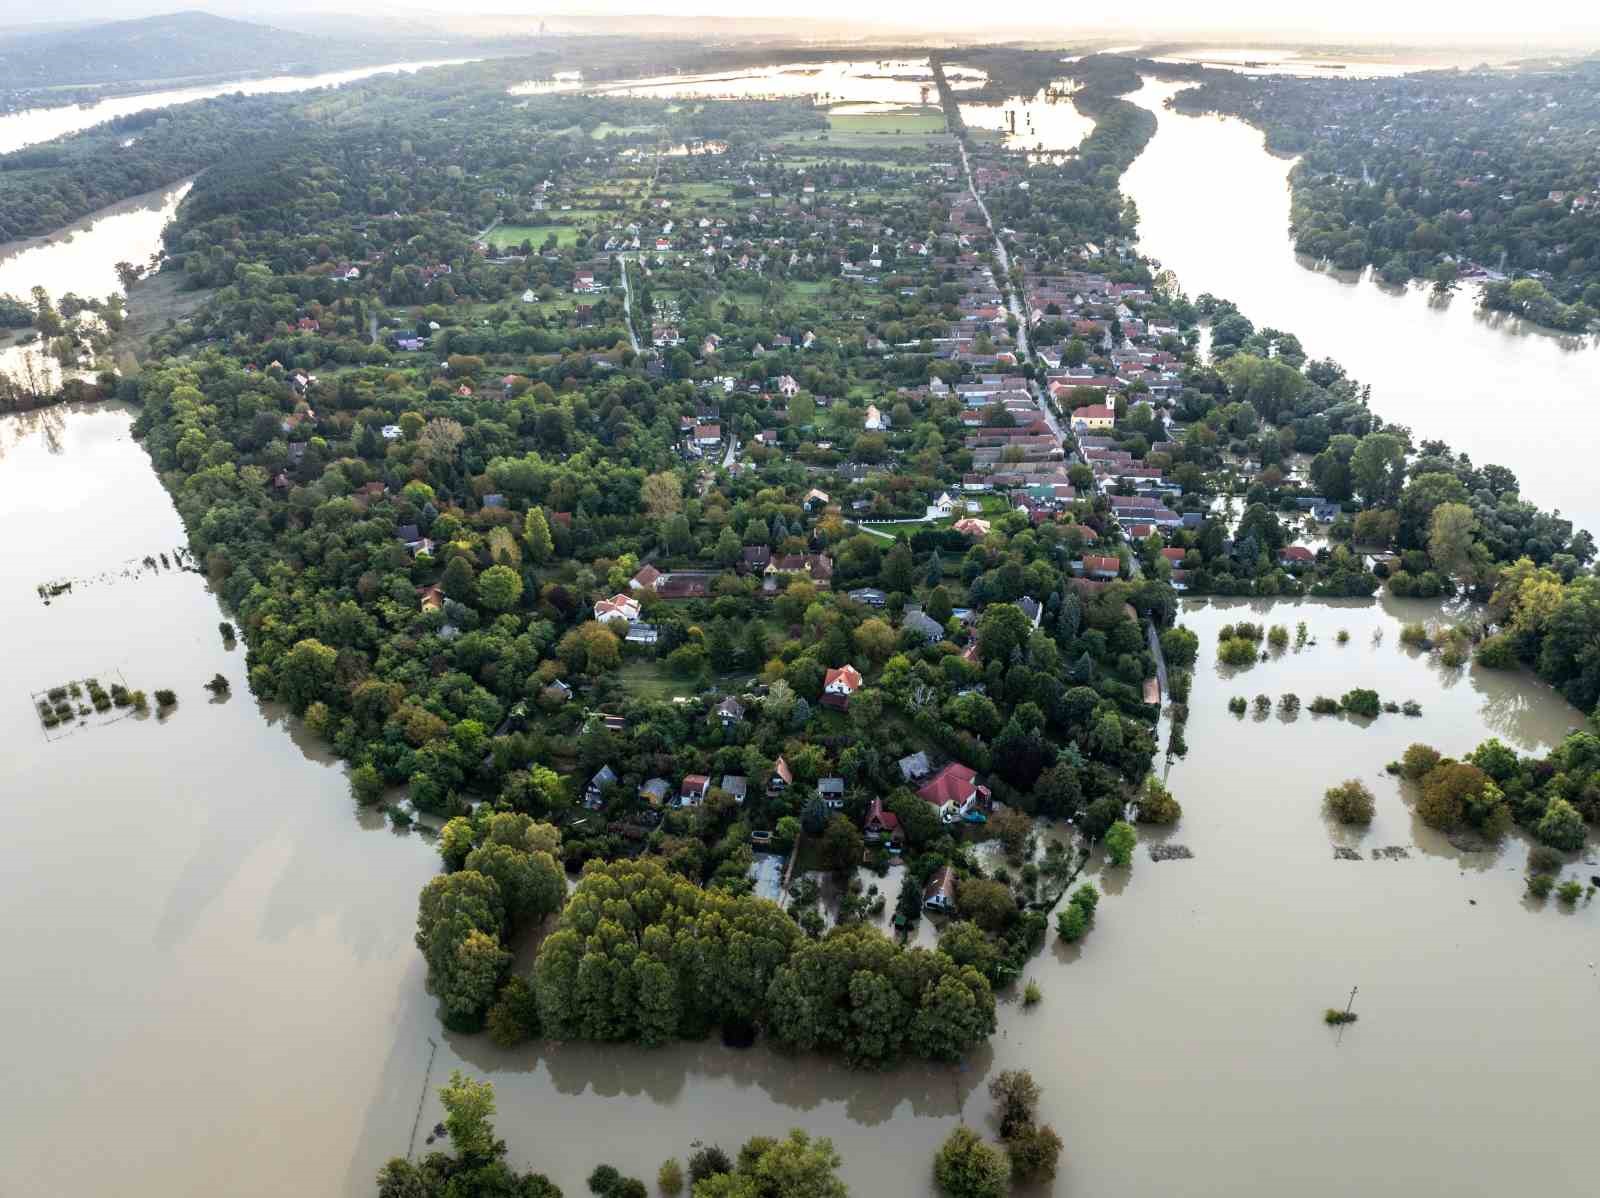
[[866, 797, 900, 832], [918, 763, 979, 808], [773, 756, 793, 784], [898, 751, 931, 780], [924, 865, 957, 904], [824, 664, 863, 693]]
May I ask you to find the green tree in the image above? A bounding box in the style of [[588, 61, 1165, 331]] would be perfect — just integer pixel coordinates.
[[933, 1127, 1009, 1198], [988, 1069, 1041, 1139], [1536, 796, 1586, 851], [976, 603, 1031, 669], [1104, 820, 1136, 866], [819, 815, 865, 874], [524, 506, 555, 563], [276, 638, 337, 714], [1351, 432, 1406, 508], [477, 564, 524, 611], [1427, 502, 1478, 582]]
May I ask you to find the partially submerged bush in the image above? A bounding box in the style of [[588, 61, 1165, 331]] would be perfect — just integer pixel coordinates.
[[1228, 696, 1247, 714], [1324, 780, 1376, 825], [1309, 696, 1339, 714], [1218, 637, 1259, 667], [1340, 688, 1381, 718], [1401, 744, 1442, 780]]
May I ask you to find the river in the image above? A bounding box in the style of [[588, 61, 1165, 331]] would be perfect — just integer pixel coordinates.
[[0, 180, 191, 384], [0, 59, 476, 156], [3, 58, 1598, 1198], [1121, 77, 1600, 535]]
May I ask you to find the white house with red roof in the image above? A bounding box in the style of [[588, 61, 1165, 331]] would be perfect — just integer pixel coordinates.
[[917, 763, 988, 823], [593, 594, 641, 624]]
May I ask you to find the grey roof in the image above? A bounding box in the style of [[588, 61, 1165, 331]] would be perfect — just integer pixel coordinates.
[[817, 776, 846, 795], [902, 609, 945, 641], [720, 774, 748, 798], [589, 765, 617, 791], [899, 751, 931, 781], [640, 778, 671, 799]]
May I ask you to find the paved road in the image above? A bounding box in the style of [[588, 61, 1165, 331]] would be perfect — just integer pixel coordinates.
[[956, 139, 1030, 360], [721, 435, 738, 469], [617, 254, 642, 354]]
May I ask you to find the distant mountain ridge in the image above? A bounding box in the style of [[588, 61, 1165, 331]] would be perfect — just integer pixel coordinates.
[[0, 11, 455, 90]]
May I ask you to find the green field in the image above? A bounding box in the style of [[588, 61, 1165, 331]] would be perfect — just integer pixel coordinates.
[[590, 123, 660, 139], [489, 224, 582, 249], [825, 108, 947, 135]]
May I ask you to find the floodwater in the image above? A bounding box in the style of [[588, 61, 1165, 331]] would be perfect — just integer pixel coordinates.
[[1122, 77, 1600, 536], [1144, 46, 1480, 77], [4, 54, 1600, 1198], [0, 60, 475, 155], [3, 402, 1595, 1197], [583, 59, 986, 105], [960, 82, 1094, 160], [0, 180, 191, 384]]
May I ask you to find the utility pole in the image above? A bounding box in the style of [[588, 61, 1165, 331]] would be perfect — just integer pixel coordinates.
[[1337, 986, 1358, 1046]]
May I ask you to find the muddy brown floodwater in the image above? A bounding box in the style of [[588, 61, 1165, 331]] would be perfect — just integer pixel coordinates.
[[4, 404, 1596, 1197]]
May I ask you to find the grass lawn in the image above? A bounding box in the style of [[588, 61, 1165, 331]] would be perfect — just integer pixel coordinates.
[[590, 123, 660, 139], [619, 660, 753, 702], [489, 224, 585, 249], [825, 108, 947, 134]]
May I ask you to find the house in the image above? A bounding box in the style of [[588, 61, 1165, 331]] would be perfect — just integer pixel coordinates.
[[631, 564, 663, 591], [765, 554, 834, 588], [953, 517, 992, 538], [824, 664, 863, 697], [1070, 404, 1116, 431], [741, 546, 773, 572], [848, 587, 888, 607], [918, 763, 987, 823], [417, 584, 445, 613], [898, 751, 932, 783], [679, 775, 711, 807], [803, 488, 830, 511], [640, 778, 672, 806], [1279, 546, 1316, 566], [396, 524, 434, 554], [692, 423, 722, 448], [768, 755, 793, 793], [1309, 503, 1340, 523], [593, 594, 641, 624], [572, 269, 597, 293], [720, 775, 748, 804], [1081, 554, 1121, 580], [864, 404, 889, 431], [902, 608, 946, 643], [778, 374, 800, 397], [625, 621, 659, 645], [584, 765, 618, 809], [864, 797, 900, 843], [1018, 596, 1042, 626], [715, 696, 745, 726], [817, 776, 846, 809], [923, 865, 957, 913]]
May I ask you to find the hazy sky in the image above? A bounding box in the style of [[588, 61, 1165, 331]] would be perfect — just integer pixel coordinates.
[[529, 0, 1600, 39], [10, 0, 1600, 42]]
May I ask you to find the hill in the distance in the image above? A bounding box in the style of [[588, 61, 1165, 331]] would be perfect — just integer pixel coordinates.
[[0, 10, 462, 90]]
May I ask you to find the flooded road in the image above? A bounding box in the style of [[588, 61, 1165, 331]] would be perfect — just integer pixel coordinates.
[[1122, 77, 1600, 535]]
